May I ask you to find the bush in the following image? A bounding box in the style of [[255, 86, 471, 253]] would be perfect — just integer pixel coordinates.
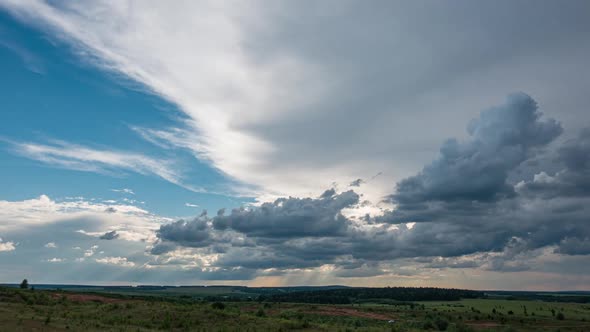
[[256, 308, 266, 317], [556, 312, 565, 320], [435, 318, 449, 331], [422, 321, 435, 330], [211, 302, 225, 310]]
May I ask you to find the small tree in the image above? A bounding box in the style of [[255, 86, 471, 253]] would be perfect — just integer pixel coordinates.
[[19, 279, 28, 289]]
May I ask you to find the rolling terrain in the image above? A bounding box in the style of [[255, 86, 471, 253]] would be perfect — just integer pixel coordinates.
[[1, 285, 589, 331]]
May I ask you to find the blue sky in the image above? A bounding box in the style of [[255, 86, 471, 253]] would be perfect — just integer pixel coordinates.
[[0, 1, 589, 290], [0, 10, 247, 217]]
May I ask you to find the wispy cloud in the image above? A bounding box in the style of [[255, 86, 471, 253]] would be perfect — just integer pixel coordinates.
[[111, 188, 135, 195], [0, 37, 45, 74], [6, 139, 204, 192]]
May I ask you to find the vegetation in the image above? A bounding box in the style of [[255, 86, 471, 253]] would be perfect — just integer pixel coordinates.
[[261, 287, 483, 304], [1, 285, 589, 331], [19, 279, 28, 289]]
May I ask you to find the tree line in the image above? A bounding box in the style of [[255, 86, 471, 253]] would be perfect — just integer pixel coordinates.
[[259, 287, 484, 304]]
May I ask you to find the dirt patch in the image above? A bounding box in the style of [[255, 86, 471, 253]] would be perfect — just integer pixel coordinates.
[[51, 293, 125, 303], [307, 307, 394, 320], [465, 321, 502, 329]]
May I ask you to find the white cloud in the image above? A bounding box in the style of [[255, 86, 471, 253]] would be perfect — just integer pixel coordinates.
[[0, 1, 368, 200], [7, 139, 201, 192], [47, 257, 65, 262], [0, 195, 170, 243], [2, 1, 589, 205], [96, 256, 135, 267], [111, 188, 135, 195], [84, 245, 99, 257], [0, 238, 16, 252], [44, 242, 57, 248], [184, 203, 199, 208]]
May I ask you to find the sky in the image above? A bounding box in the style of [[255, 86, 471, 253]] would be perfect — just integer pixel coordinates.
[[0, 1, 589, 290]]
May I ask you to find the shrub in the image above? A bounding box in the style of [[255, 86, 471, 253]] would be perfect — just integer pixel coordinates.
[[211, 302, 225, 310], [556, 312, 565, 320], [435, 318, 449, 331], [422, 321, 435, 330], [256, 308, 266, 317]]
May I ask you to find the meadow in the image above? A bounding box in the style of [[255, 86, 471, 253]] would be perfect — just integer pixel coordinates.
[[1, 286, 589, 331]]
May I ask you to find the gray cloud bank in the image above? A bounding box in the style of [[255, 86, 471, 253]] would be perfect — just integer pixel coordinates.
[[150, 94, 590, 280]]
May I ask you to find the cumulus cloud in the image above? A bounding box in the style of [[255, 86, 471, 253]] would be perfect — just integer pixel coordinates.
[[389, 93, 561, 211], [518, 128, 590, 199], [44, 242, 57, 248], [349, 179, 363, 187], [212, 189, 359, 238], [95, 256, 135, 267], [99, 230, 119, 240], [47, 257, 65, 263], [156, 216, 211, 248], [0, 238, 16, 252], [0, 195, 168, 244], [84, 245, 99, 257], [554, 237, 590, 256]]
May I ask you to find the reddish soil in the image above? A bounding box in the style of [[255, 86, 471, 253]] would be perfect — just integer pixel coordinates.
[[464, 321, 502, 329], [51, 293, 125, 303], [307, 307, 394, 320]]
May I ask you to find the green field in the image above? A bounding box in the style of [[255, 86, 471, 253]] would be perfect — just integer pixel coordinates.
[[1, 287, 589, 331]]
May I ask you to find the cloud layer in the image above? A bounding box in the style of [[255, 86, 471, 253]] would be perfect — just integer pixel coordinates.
[[1, 91, 587, 287], [142, 94, 590, 286], [0, 1, 589, 289], [3, 0, 590, 202]]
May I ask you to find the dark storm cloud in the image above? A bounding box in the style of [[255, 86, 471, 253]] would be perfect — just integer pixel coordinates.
[[554, 237, 590, 256], [239, 1, 590, 175], [99, 230, 119, 240], [519, 128, 590, 198], [212, 189, 359, 238], [390, 93, 562, 209], [349, 179, 363, 187], [559, 128, 590, 172], [156, 216, 211, 248], [149, 241, 177, 255]]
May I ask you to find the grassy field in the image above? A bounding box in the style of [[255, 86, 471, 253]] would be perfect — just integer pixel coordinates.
[[1, 287, 589, 331]]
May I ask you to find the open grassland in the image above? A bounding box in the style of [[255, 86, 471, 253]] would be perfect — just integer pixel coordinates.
[[1, 287, 589, 331]]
